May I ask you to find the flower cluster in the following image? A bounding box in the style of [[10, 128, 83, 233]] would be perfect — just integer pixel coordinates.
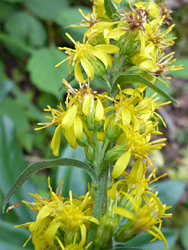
[[16, 178, 98, 249], [13, 0, 181, 250], [95, 160, 172, 248]]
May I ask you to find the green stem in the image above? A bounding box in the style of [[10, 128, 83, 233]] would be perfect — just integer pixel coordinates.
[[87, 166, 109, 247]]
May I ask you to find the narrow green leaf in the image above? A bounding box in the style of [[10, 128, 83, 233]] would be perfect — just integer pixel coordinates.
[[0, 80, 13, 105], [104, 0, 117, 19], [3, 158, 98, 213], [113, 74, 177, 104], [0, 115, 36, 221]]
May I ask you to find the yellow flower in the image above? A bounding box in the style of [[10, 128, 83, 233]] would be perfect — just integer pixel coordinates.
[[35, 79, 108, 155], [36, 103, 82, 155], [16, 178, 98, 249], [112, 123, 166, 178], [113, 191, 172, 248], [56, 33, 119, 82]]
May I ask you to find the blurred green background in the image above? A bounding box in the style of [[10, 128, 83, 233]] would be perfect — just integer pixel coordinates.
[[0, 0, 188, 249]]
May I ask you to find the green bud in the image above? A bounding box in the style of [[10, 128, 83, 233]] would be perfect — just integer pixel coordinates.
[[88, 56, 106, 79], [105, 143, 129, 163], [95, 214, 119, 249], [106, 124, 122, 141], [119, 31, 140, 57]]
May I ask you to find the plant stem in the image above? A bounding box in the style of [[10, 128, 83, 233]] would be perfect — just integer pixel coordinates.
[[86, 165, 109, 247]]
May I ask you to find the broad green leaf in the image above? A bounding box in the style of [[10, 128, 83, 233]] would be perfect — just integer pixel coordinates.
[[3, 157, 98, 213], [24, 0, 69, 21], [124, 228, 178, 250], [56, 7, 91, 42], [0, 80, 13, 105], [104, 0, 117, 20], [181, 223, 188, 249], [0, 116, 35, 221], [0, 31, 34, 55], [27, 48, 69, 99], [170, 58, 188, 79], [0, 97, 32, 150], [56, 145, 90, 197], [5, 12, 47, 47], [113, 74, 177, 104], [0, 2, 14, 22], [3, 0, 24, 3], [0, 61, 8, 80], [151, 180, 186, 208], [0, 220, 33, 249]]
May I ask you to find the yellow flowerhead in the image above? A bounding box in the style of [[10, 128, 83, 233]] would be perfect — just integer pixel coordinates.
[[113, 191, 172, 248], [16, 178, 98, 249], [112, 123, 167, 178], [56, 33, 119, 82]]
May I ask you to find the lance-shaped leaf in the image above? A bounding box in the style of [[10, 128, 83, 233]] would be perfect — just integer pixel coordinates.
[[2, 158, 98, 213], [112, 74, 177, 104]]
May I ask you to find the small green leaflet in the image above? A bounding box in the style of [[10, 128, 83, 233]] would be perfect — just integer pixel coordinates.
[[2, 158, 98, 213], [112, 74, 177, 104]]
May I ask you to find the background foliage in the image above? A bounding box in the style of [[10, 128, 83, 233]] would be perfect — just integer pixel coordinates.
[[0, 0, 188, 249]]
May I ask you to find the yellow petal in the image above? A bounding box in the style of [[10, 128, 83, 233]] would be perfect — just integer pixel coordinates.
[[80, 224, 86, 246], [80, 58, 94, 80], [51, 125, 62, 156], [91, 49, 109, 69], [95, 98, 104, 121], [140, 60, 157, 72], [113, 0, 122, 3], [75, 61, 85, 83], [62, 105, 77, 129], [36, 205, 53, 221], [82, 95, 92, 116], [44, 222, 61, 244], [74, 116, 83, 138], [64, 125, 76, 149], [94, 44, 120, 53], [104, 113, 115, 130], [121, 191, 140, 213], [112, 151, 131, 178], [121, 108, 131, 124], [112, 207, 136, 221], [107, 27, 126, 39], [129, 159, 144, 183], [91, 22, 114, 30]]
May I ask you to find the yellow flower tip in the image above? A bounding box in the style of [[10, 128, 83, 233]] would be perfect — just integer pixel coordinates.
[[95, 98, 104, 121], [51, 125, 62, 156], [62, 105, 77, 129], [112, 151, 131, 179], [82, 94, 92, 116]]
